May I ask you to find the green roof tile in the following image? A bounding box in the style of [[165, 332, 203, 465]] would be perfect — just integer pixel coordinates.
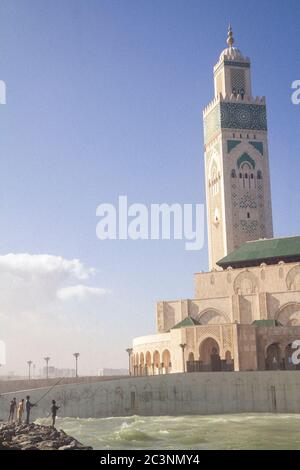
[[217, 236, 300, 268], [171, 316, 201, 330]]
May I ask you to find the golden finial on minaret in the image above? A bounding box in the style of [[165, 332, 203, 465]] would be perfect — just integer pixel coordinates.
[[227, 24, 234, 47]]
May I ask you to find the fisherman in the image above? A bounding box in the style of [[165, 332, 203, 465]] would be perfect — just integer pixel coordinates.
[[17, 399, 24, 424], [50, 400, 60, 427], [8, 398, 17, 422], [25, 395, 36, 424]]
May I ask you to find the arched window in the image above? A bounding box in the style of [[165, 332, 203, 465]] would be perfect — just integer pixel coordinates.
[[239, 162, 251, 189], [231, 169, 236, 178], [257, 170, 262, 180]]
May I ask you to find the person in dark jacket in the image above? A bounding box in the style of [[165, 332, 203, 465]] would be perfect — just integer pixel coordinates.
[[50, 400, 60, 427], [25, 396, 36, 424], [8, 398, 17, 422]]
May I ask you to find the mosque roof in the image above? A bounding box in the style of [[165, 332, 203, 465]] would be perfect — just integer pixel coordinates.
[[219, 46, 244, 61], [252, 319, 283, 327], [171, 316, 201, 330], [217, 25, 247, 62], [217, 236, 300, 269]]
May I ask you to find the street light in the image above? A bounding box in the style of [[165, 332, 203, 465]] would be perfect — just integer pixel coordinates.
[[44, 357, 50, 379], [126, 348, 133, 376], [73, 353, 80, 377], [27, 360, 33, 381], [179, 343, 187, 373]]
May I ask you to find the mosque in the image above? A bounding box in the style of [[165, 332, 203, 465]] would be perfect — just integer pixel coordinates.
[[130, 27, 300, 375]]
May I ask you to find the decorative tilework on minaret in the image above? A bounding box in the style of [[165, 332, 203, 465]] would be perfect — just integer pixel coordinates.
[[203, 26, 273, 270]]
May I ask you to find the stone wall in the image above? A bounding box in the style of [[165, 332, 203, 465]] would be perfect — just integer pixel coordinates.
[[155, 262, 300, 332], [0, 376, 127, 394], [1, 371, 300, 420]]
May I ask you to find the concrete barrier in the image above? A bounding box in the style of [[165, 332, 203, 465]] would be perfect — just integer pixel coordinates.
[[1, 371, 300, 420], [0, 376, 127, 394]]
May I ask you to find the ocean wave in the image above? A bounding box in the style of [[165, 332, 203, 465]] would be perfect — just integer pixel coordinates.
[[116, 428, 155, 443], [50, 413, 300, 450]]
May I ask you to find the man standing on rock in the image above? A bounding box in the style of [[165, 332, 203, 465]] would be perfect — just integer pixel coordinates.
[[8, 398, 17, 422], [50, 400, 60, 427], [25, 396, 36, 424]]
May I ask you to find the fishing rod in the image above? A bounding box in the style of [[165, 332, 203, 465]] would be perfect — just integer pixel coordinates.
[[34, 376, 66, 406]]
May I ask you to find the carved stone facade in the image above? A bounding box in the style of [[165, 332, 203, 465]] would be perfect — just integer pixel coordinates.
[[132, 261, 300, 375], [130, 30, 300, 376]]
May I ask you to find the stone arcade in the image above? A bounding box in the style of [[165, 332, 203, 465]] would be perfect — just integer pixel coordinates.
[[130, 27, 300, 375]]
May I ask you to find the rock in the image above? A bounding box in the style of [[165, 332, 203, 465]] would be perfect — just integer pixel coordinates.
[[58, 441, 93, 451], [49, 430, 60, 440], [2, 442, 21, 450], [12, 435, 33, 443], [36, 440, 58, 450], [0, 422, 92, 450], [19, 442, 39, 450], [21, 444, 39, 450], [58, 440, 77, 450]]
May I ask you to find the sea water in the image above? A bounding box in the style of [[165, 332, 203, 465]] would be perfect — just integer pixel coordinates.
[[36, 414, 300, 450]]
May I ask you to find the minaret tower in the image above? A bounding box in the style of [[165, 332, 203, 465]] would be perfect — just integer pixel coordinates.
[[203, 26, 273, 270]]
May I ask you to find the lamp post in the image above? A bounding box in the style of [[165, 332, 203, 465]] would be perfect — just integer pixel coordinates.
[[126, 348, 133, 376], [73, 353, 80, 377], [27, 360, 33, 381], [179, 343, 187, 373], [44, 357, 50, 380]]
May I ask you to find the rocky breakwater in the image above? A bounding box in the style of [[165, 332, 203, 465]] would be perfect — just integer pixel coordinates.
[[0, 422, 93, 450]]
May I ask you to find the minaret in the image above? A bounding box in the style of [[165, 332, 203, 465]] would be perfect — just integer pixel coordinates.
[[203, 26, 273, 270]]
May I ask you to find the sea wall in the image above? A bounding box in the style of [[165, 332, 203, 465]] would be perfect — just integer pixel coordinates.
[[0, 376, 125, 394], [1, 371, 300, 420]]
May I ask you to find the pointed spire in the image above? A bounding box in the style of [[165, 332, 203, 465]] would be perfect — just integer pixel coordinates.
[[227, 24, 234, 47]]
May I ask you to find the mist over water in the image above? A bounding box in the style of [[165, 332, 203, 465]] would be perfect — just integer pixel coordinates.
[[36, 414, 300, 450]]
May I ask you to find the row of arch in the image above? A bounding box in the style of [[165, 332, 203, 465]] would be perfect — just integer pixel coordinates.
[[209, 149, 263, 196], [231, 169, 262, 179], [209, 266, 300, 294], [187, 338, 233, 373], [231, 167, 262, 191], [132, 337, 300, 375], [265, 342, 300, 371], [179, 302, 300, 327], [132, 337, 235, 376], [132, 349, 172, 376]]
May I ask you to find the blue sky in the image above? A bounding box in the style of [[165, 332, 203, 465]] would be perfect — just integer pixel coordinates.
[[0, 0, 299, 375]]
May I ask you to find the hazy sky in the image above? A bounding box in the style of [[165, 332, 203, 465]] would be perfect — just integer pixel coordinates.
[[0, 0, 299, 375]]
